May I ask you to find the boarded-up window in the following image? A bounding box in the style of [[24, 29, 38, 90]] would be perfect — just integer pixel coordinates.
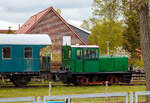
[[24, 47, 32, 58], [2, 47, 11, 59]]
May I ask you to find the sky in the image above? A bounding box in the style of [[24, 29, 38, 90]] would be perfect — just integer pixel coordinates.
[[0, 0, 93, 30]]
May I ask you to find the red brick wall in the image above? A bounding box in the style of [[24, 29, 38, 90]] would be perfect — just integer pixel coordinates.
[[27, 10, 84, 62]]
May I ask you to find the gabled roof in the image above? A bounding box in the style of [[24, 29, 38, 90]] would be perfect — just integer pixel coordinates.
[[68, 23, 90, 44], [16, 7, 51, 34], [0, 34, 51, 45], [69, 23, 91, 34], [16, 6, 87, 45]]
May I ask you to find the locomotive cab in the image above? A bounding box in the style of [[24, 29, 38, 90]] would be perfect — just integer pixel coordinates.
[[61, 45, 99, 72]]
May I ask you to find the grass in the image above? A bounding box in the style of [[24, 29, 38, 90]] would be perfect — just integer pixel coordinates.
[[0, 81, 146, 103], [0, 83, 146, 98]]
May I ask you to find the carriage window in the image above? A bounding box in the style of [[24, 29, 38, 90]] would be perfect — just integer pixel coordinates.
[[2, 47, 11, 59], [76, 50, 82, 59], [24, 47, 32, 58]]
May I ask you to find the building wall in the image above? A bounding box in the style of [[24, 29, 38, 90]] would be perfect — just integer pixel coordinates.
[[27, 10, 84, 62]]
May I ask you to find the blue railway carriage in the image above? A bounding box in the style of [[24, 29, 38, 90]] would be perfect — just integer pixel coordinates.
[[0, 34, 51, 87]]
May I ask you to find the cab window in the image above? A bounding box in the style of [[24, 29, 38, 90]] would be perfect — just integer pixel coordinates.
[[84, 49, 90, 59], [2, 47, 11, 59], [76, 49, 82, 59], [84, 49, 98, 59], [68, 48, 71, 59]]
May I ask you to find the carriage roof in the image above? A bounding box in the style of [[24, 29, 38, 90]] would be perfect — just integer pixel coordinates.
[[0, 34, 51, 45]]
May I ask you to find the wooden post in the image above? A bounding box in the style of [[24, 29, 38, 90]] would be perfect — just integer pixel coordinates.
[[37, 96, 41, 103], [65, 97, 71, 103], [105, 81, 108, 93], [49, 82, 51, 96], [105, 81, 108, 103]]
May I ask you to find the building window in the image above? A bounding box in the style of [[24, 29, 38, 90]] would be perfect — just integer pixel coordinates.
[[2, 47, 11, 59], [63, 36, 71, 45], [24, 47, 32, 58]]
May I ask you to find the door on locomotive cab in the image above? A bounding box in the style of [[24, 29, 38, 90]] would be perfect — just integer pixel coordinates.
[[62, 46, 72, 71], [75, 48, 83, 72]]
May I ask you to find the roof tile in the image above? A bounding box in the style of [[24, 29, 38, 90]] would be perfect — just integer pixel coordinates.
[[16, 7, 52, 34]]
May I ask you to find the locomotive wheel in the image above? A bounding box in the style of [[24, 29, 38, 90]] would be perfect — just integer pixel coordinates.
[[107, 75, 119, 84], [60, 74, 72, 84], [11, 76, 31, 87], [73, 76, 87, 85]]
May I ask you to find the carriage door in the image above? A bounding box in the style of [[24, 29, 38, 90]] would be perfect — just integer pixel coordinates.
[[75, 48, 83, 72], [24, 47, 33, 71]]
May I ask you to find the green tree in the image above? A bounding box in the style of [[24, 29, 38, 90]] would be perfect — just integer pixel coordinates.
[[80, 0, 121, 31], [122, 8, 140, 58], [135, 1, 150, 102], [89, 21, 124, 54], [56, 8, 61, 15], [92, 0, 120, 22], [100, 0, 150, 101], [80, 18, 98, 31], [87, 0, 124, 54], [80, 20, 90, 31]]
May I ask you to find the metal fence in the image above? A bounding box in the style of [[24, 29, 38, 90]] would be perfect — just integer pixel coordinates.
[[0, 96, 35, 103], [135, 91, 150, 103], [43, 92, 128, 103], [1, 91, 150, 103]]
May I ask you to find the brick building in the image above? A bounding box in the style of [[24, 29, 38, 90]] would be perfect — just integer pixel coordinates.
[[16, 7, 89, 59]]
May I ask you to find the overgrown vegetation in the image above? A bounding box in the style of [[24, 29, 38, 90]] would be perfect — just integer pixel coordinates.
[[122, 1, 141, 59], [89, 21, 124, 54], [80, 0, 145, 67]]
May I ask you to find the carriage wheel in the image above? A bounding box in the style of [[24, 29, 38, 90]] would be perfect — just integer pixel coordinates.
[[107, 75, 119, 84], [11, 76, 31, 87]]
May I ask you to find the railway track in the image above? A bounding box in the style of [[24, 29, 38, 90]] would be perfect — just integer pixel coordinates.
[[0, 70, 146, 88], [0, 80, 146, 88]]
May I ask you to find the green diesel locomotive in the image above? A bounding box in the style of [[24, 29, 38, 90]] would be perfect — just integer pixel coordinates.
[[59, 45, 132, 85]]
